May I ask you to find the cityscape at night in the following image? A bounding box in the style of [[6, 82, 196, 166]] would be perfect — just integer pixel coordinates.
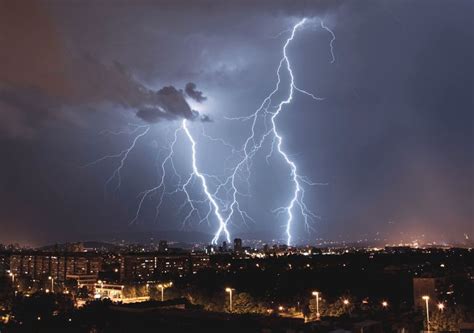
[[0, 0, 472, 332]]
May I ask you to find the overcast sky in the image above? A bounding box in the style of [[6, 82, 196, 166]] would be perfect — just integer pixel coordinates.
[[0, 0, 472, 246]]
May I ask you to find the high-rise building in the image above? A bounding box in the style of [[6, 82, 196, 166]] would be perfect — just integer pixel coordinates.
[[9, 252, 102, 281], [234, 238, 243, 253], [119, 253, 209, 282]]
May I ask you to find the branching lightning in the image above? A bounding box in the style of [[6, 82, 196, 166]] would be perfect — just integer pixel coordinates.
[[130, 125, 181, 225], [182, 119, 231, 243], [320, 20, 336, 64], [87, 17, 335, 246], [84, 125, 150, 192], [222, 18, 325, 246]]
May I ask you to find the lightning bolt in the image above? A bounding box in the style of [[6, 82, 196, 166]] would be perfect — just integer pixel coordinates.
[[87, 17, 334, 246], [320, 20, 336, 64], [182, 119, 230, 243], [98, 120, 230, 245], [130, 125, 181, 225], [84, 125, 150, 192], [221, 18, 332, 246], [268, 18, 319, 246]]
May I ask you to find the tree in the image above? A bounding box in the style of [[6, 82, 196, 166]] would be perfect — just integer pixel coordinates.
[[231, 293, 266, 314], [77, 285, 90, 299], [185, 290, 224, 312], [0, 276, 13, 310], [430, 306, 472, 332], [11, 293, 57, 322], [309, 296, 355, 319]]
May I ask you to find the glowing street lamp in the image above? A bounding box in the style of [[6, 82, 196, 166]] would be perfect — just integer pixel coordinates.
[[158, 282, 173, 302], [9, 272, 15, 284], [48, 276, 54, 293], [225, 287, 234, 312], [343, 299, 349, 305], [382, 301, 388, 308], [437, 303, 445, 311], [312, 291, 320, 319], [158, 284, 164, 301], [422, 296, 430, 331]]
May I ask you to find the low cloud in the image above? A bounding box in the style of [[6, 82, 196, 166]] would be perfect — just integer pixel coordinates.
[[185, 82, 207, 103]]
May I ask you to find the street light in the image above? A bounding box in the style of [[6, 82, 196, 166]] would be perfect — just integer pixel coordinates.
[[48, 276, 54, 293], [158, 282, 173, 302], [382, 301, 388, 308], [343, 299, 349, 305], [437, 303, 445, 311], [312, 291, 320, 319], [158, 284, 164, 301], [9, 272, 15, 284], [225, 287, 234, 312], [422, 296, 430, 331]]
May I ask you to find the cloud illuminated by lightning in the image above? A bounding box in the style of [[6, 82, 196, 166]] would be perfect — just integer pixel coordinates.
[[87, 17, 334, 246]]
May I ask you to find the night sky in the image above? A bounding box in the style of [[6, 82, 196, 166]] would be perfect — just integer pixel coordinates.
[[0, 0, 472, 246]]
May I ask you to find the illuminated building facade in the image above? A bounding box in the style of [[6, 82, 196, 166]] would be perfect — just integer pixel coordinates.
[[9, 252, 102, 281], [119, 253, 209, 282]]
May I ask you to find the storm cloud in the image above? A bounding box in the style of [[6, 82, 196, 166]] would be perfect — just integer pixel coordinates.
[[185, 82, 207, 103], [0, 0, 206, 138], [0, 0, 472, 245]]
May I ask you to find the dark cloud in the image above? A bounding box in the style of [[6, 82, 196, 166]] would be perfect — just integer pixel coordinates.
[[135, 85, 203, 123], [0, 0, 206, 139], [152, 86, 198, 120], [0, 51, 204, 136], [0, 84, 62, 139], [136, 107, 170, 123], [185, 82, 207, 103], [0, 0, 472, 245]]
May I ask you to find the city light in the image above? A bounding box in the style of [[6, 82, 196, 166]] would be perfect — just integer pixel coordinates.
[[312, 291, 320, 319], [0, 241, 470, 328], [48, 276, 54, 293], [158, 282, 173, 302], [422, 296, 430, 331], [225, 288, 234, 312]]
